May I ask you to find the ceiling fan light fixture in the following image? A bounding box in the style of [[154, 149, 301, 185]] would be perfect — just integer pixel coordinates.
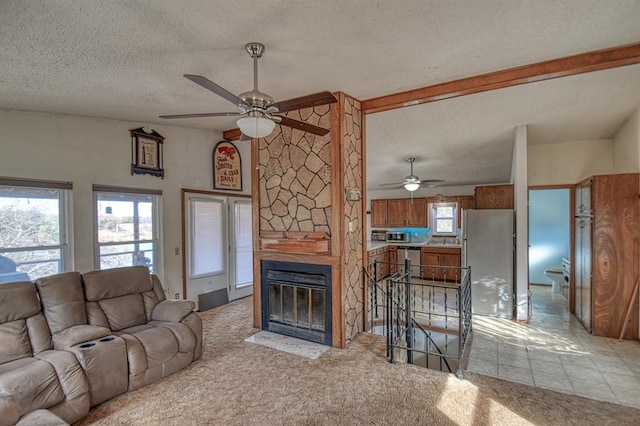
[[404, 182, 420, 192], [236, 116, 276, 138]]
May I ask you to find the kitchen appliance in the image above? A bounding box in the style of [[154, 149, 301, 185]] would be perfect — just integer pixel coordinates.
[[462, 209, 514, 318], [386, 231, 409, 243], [371, 230, 387, 242], [398, 246, 421, 278]]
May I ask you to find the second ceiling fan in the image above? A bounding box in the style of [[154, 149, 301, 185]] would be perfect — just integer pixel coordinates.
[[160, 42, 337, 139], [380, 158, 444, 191]]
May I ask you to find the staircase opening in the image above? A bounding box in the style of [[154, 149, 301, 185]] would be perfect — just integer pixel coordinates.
[[366, 258, 472, 378]]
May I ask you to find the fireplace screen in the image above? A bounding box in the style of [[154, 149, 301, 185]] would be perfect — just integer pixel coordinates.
[[261, 261, 332, 345], [268, 282, 325, 331]]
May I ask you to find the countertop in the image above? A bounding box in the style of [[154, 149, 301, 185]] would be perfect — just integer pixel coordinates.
[[367, 241, 462, 250]]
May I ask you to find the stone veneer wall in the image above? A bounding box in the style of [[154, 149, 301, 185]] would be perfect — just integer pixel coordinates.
[[342, 94, 364, 344], [254, 94, 365, 347], [258, 105, 332, 233]]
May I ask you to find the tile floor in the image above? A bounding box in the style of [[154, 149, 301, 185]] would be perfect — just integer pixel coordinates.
[[466, 285, 640, 409]]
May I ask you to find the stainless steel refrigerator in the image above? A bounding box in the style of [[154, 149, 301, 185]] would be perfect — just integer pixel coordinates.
[[462, 209, 514, 318]]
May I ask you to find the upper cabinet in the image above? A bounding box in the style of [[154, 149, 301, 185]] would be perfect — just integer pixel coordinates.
[[388, 198, 427, 227], [474, 184, 514, 209], [370, 198, 427, 228], [371, 199, 388, 227], [457, 195, 475, 225]]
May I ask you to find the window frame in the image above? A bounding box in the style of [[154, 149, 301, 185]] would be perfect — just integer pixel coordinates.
[[430, 202, 458, 237], [0, 178, 73, 279], [93, 185, 162, 277]]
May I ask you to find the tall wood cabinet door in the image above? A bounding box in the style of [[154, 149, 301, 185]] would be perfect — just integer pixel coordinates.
[[406, 198, 427, 227], [370, 199, 388, 227], [457, 196, 475, 225], [387, 199, 407, 227], [389, 246, 398, 274], [475, 185, 514, 209], [441, 252, 461, 282], [421, 251, 440, 280]]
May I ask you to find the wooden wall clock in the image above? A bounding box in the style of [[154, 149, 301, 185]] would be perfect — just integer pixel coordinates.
[[130, 128, 164, 178]]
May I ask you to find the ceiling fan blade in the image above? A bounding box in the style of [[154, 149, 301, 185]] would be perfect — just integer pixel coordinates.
[[183, 74, 248, 107], [275, 116, 331, 136], [272, 91, 337, 113], [379, 182, 404, 187], [419, 179, 445, 184], [159, 112, 240, 119]]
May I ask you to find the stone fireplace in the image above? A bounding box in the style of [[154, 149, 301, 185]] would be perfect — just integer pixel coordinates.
[[261, 260, 332, 345], [251, 93, 364, 348]]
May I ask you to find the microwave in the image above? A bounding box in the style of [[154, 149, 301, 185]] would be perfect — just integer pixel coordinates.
[[371, 230, 387, 241], [386, 231, 409, 242]]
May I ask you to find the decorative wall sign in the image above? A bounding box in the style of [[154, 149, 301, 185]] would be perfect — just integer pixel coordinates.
[[130, 128, 165, 178], [213, 140, 242, 191]]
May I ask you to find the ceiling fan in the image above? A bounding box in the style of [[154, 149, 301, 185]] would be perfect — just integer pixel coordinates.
[[380, 158, 444, 191], [160, 42, 337, 139]]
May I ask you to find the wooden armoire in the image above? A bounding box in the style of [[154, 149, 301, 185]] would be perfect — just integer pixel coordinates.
[[574, 173, 639, 339]]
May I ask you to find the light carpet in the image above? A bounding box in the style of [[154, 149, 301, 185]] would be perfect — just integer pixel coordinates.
[[78, 297, 640, 425]]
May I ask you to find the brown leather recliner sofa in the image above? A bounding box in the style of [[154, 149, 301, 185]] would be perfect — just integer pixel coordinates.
[[0, 266, 202, 425]]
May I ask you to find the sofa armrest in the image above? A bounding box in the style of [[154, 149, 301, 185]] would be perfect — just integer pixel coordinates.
[[0, 392, 19, 426], [52, 325, 112, 349], [151, 300, 195, 322]]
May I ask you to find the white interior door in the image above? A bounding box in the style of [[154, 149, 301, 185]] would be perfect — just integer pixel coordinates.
[[228, 198, 253, 301], [185, 194, 229, 306]]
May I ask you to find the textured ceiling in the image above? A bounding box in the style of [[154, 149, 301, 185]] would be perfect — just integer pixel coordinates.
[[1, 1, 640, 188]]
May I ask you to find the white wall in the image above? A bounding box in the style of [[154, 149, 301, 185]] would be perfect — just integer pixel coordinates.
[[527, 139, 614, 186], [612, 107, 640, 173], [512, 125, 529, 321], [0, 110, 252, 299]]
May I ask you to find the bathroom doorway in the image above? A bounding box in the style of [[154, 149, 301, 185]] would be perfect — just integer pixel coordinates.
[[528, 186, 572, 325]]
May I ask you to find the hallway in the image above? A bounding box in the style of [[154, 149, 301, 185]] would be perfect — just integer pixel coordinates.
[[466, 285, 640, 409]]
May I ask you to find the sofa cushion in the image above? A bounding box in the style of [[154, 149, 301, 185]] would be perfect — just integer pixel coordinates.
[[0, 392, 20, 426], [0, 320, 31, 364], [35, 272, 87, 334], [16, 409, 69, 426], [52, 325, 111, 349], [151, 300, 196, 322], [119, 326, 178, 368], [98, 295, 146, 331], [82, 266, 153, 302], [0, 358, 64, 417], [0, 282, 40, 323]]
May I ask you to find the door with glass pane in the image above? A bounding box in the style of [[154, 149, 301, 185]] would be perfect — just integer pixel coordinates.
[[185, 195, 229, 305], [228, 198, 253, 301]]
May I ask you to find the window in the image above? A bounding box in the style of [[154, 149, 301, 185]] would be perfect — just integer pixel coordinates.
[[189, 198, 224, 278], [430, 202, 458, 236], [94, 185, 161, 274], [0, 178, 72, 282]]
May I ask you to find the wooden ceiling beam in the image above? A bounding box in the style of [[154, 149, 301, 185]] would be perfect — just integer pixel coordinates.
[[222, 128, 242, 141], [362, 42, 640, 114]]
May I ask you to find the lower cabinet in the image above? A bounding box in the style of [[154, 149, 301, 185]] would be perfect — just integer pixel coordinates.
[[420, 247, 461, 281], [367, 245, 398, 281]]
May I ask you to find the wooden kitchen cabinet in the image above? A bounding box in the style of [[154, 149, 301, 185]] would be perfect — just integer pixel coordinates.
[[367, 246, 394, 282], [474, 185, 514, 209], [457, 195, 475, 225], [387, 198, 427, 227], [574, 173, 639, 339], [388, 245, 398, 275], [370, 199, 388, 227], [420, 247, 461, 282], [387, 199, 406, 227], [371, 198, 427, 228]]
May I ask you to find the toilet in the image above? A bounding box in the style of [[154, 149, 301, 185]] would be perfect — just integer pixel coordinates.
[[544, 268, 564, 294]]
